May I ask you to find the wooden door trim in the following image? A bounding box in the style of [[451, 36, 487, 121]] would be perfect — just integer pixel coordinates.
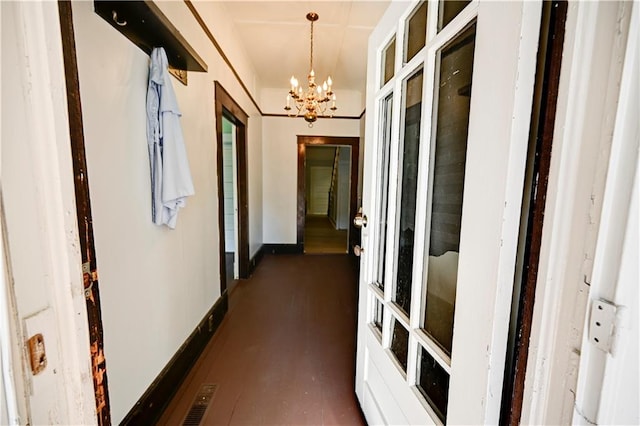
[[297, 136, 360, 254], [501, 2, 568, 424], [215, 82, 249, 290], [58, 2, 111, 423]]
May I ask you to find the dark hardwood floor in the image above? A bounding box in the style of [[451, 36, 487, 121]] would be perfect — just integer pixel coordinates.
[[157, 254, 364, 425]]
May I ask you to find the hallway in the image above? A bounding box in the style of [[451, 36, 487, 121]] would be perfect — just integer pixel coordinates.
[[304, 215, 349, 254], [158, 254, 364, 425]]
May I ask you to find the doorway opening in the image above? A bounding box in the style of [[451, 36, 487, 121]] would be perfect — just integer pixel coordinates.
[[215, 82, 249, 293], [221, 117, 239, 286], [297, 136, 359, 255], [305, 146, 350, 254]]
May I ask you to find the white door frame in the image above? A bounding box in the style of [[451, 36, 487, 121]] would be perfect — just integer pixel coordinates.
[[571, 2, 638, 417], [521, 2, 635, 424], [573, 3, 638, 422]]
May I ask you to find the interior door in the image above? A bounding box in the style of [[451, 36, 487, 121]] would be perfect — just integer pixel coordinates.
[[355, 1, 542, 424]]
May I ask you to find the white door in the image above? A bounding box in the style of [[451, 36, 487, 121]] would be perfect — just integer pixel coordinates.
[[1, 1, 96, 424], [355, 1, 542, 424]]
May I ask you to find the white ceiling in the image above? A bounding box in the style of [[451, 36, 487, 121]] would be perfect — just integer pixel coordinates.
[[220, 1, 391, 95]]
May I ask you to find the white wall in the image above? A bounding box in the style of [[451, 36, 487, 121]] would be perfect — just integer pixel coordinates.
[[71, 1, 263, 421], [262, 117, 361, 243]]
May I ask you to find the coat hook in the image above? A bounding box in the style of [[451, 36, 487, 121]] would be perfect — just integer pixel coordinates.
[[112, 11, 127, 26]]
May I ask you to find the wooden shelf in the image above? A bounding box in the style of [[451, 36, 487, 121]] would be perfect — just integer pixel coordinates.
[[94, 0, 208, 73]]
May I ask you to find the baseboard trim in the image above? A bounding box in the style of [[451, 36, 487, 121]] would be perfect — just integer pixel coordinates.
[[263, 243, 304, 255], [249, 245, 264, 275], [120, 291, 228, 425]]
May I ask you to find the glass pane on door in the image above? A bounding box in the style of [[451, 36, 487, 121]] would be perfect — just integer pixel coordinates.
[[438, 1, 471, 31], [417, 346, 450, 422], [394, 69, 424, 316], [390, 317, 409, 372], [423, 24, 477, 354], [382, 37, 396, 86], [374, 94, 394, 290], [405, 2, 428, 62], [372, 297, 384, 334]]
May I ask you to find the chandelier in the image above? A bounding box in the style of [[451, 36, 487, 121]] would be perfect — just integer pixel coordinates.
[[284, 12, 336, 127]]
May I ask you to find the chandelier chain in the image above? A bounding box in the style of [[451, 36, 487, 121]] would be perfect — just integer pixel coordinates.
[[309, 19, 314, 72]]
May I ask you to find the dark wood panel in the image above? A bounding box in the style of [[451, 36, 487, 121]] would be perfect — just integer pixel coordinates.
[[263, 244, 304, 255], [94, 1, 207, 72]]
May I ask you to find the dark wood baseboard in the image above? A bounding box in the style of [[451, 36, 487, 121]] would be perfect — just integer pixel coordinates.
[[120, 291, 228, 425], [249, 245, 264, 275], [262, 244, 304, 255]]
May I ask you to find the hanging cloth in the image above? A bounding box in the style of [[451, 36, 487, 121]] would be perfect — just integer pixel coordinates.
[[146, 47, 194, 229]]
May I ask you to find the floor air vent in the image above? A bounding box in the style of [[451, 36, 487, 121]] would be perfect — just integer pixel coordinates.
[[181, 383, 218, 426]]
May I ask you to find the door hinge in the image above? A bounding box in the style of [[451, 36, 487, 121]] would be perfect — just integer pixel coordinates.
[[588, 299, 617, 353]]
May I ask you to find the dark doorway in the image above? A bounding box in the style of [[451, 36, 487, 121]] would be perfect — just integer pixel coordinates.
[[297, 136, 359, 255], [215, 82, 249, 292]]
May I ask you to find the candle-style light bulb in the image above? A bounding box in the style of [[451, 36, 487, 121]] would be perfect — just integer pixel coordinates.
[[323, 81, 328, 91], [286, 94, 291, 108], [310, 69, 315, 77], [290, 76, 296, 90], [317, 86, 322, 94], [327, 76, 333, 88]]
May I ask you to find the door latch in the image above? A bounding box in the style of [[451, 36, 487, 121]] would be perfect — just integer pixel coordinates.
[[27, 333, 47, 375]]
